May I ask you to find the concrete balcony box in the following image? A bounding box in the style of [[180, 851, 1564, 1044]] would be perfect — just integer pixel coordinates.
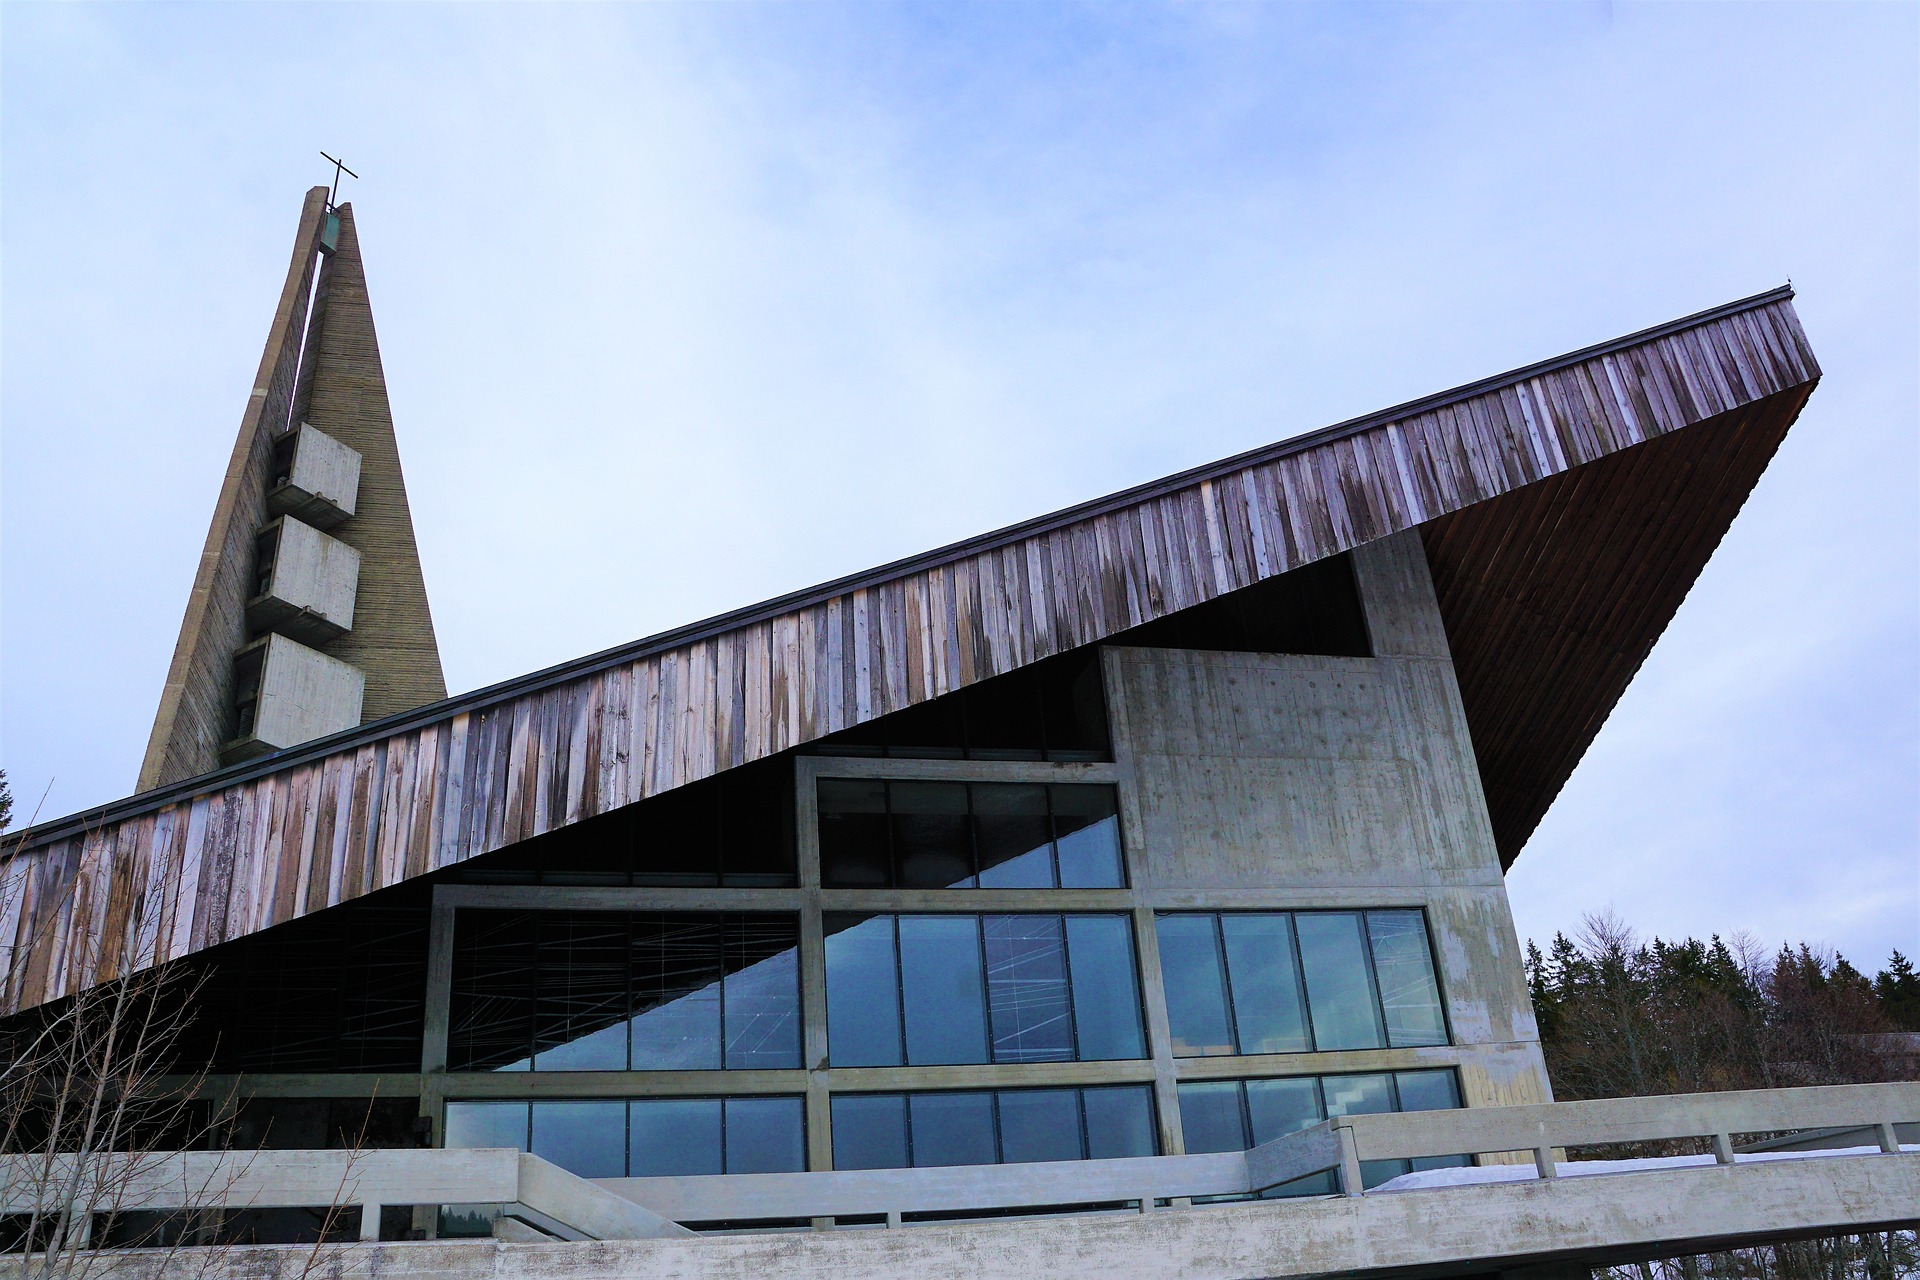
[[222, 633, 365, 764], [246, 516, 360, 645], [266, 423, 361, 529]]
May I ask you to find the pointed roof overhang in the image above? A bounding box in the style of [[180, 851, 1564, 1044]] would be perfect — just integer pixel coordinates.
[[2, 287, 1819, 1015]]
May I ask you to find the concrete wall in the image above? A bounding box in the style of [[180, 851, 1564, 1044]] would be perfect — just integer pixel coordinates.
[[1104, 530, 1551, 1111], [253, 633, 366, 752]]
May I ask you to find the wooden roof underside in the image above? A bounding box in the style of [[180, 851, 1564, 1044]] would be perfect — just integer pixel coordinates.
[[1, 289, 1819, 1015]]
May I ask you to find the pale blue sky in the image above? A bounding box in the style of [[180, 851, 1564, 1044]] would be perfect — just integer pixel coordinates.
[[3, 3, 1914, 967]]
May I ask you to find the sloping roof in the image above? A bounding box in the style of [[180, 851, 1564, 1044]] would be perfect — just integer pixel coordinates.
[[1, 287, 1818, 1016]]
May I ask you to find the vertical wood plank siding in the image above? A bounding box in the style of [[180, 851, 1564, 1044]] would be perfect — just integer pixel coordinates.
[[2, 296, 1819, 1016]]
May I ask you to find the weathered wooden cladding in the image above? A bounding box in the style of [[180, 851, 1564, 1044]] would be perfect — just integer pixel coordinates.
[[1, 291, 1819, 1016]]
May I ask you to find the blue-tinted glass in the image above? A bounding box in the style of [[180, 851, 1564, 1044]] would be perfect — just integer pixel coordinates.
[[443, 1101, 527, 1151], [909, 1092, 998, 1167], [1245, 1077, 1332, 1197], [832, 1094, 909, 1171], [448, 911, 534, 1072], [1395, 1070, 1471, 1173], [1064, 915, 1145, 1060], [825, 915, 902, 1067], [533, 917, 629, 1070], [1176, 1082, 1247, 1154], [891, 782, 974, 888], [984, 915, 1073, 1063], [1320, 1073, 1404, 1188], [629, 918, 722, 1070], [531, 1101, 626, 1179], [974, 784, 1054, 888], [1052, 787, 1124, 888], [1296, 913, 1385, 1051], [899, 916, 989, 1065], [723, 1097, 806, 1174], [995, 1090, 1082, 1164], [820, 780, 891, 888], [628, 1098, 722, 1176], [1156, 916, 1234, 1056], [1082, 1086, 1157, 1160], [1367, 912, 1447, 1048], [1220, 915, 1311, 1055], [723, 919, 801, 1069]]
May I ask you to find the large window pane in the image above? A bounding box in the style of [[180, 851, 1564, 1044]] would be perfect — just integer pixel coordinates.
[[1064, 916, 1146, 1060], [1082, 1086, 1157, 1160], [1244, 1077, 1321, 1145], [628, 1098, 722, 1177], [629, 918, 722, 1071], [1395, 1071, 1471, 1173], [448, 912, 534, 1072], [973, 784, 1054, 888], [819, 780, 890, 888], [824, 915, 902, 1068], [995, 1089, 1082, 1164], [1321, 1073, 1403, 1188], [899, 917, 989, 1065], [1296, 913, 1385, 1051], [983, 915, 1073, 1063], [533, 915, 629, 1071], [909, 1092, 997, 1167], [832, 1094, 908, 1171], [1157, 916, 1234, 1056], [1052, 787, 1124, 887], [1221, 915, 1311, 1055], [891, 782, 974, 888], [723, 1097, 806, 1174], [722, 918, 801, 1070], [1175, 1082, 1247, 1154], [1367, 911, 1447, 1048], [531, 1101, 626, 1179], [444, 1101, 527, 1151]]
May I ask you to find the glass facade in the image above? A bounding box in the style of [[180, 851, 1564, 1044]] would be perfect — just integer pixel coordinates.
[[1176, 1069, 1468, 1192], [819, 781, 1124, 889], [1156, 910, 1446, 1056], [824, 913, 1146, 1066], [445, 1096, 807, 1177], [830, 1086, 1157, 1170]]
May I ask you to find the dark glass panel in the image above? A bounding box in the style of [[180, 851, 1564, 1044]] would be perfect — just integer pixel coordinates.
[[1320, 1073, 1404, 1188], [995, 1090, 1082, 1164], [1082, 1086, 1157, 1160], [973, 784, 1054, 888], [629, 917, 723, 1071], [819, 779, 891, 888], [723, 1097, 807, 1174], [1063, 915, 1146, 1060], [1220, 915, 1311, 1055], [1156, 916, 1234, 1056], [1367, 911, 1447, 1048], [532, 915, 630, 1071], [530, 1101, 626, 1179], [908, 1093, 997, 1167], [449, 911, 535, 1072], [898, 916, 989, 1065], [1296, 913, 1386, 1051], [1040, 651, 1110, 760], [632, 785, 722, 886], [890, 781, 974, 888], [1175, 1082, 1247, 1155], [824, 914, 903, 1067], [831, 1094, 909, 1171], [1395, 1071, 1471, 1173], [723, 918, 802, 1070], [882, 697, 967, 759], [443, 1101, 527, 1152], [1051, 786, 1124, 887], [983, 915, 1073, 1063], [628, 1098, 722, 1176], [720, 760, 795, 887], [962, 668, 1045, 760]]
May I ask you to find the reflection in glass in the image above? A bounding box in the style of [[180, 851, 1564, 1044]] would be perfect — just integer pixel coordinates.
[[832, 1094, 909, 1171], [1157, 916, 1234, 1056], [629, 918, 722, 1071], [532, 916, 628, 1070], [1296, 913, 1385, 1051], [1244, 1077, 1333, 1197], [1175, 1081, 1247, 1154], [984, 915, 1073, 1063], [1221, 915, 1310, 1055], [997, 1089, 1082, 1164], [448, 913, 535, 1071], [722, 919, 802, 1069], [891, 782, 973, 888], [974, 784, 1053, 888], [629, 1098, 722, 1177], [824, 915, 902, 1067], [899, 917, 989, 1065], [1052, 787, 1123, 888], [1394, 1070, 1472, 1173], [1321, 1072, 1402, 1188], [1064, 916, 1146, 1060], [531, 1101, 625, 1179], [443, 1101, 527, 1152], [1082, 1086, 1157, 1160], [909, 1092, 997, 1167], [723, 1096, 806, 1174], [1367, 911, 1447, 1047]]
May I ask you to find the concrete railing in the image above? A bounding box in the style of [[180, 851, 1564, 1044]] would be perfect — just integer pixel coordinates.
[[0, 1147, 688, 1243]]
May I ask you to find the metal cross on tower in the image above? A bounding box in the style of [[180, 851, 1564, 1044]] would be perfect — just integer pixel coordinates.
[[320, 151, 359, 212]]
